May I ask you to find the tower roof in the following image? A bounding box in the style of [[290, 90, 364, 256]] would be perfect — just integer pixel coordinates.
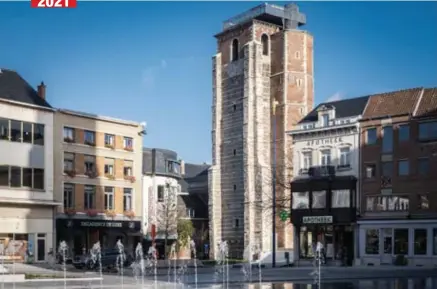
[[217, 3, 306, 37]]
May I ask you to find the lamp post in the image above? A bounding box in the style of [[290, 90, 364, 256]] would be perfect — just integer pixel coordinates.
[[272, 99, 279, 268]]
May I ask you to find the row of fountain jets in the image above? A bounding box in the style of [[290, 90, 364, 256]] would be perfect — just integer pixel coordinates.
[[56, 240, 271, 288]]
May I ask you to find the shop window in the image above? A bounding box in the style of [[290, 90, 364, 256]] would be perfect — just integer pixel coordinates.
[[0, 165, 8, 186], [22, 168, 32, 188], [312, 191, 326, 209], [365, 229, 379, 255], [433, 229, 437, 255], [123, 160, 133, 177], [292, 192, 309, 209], [394, 228, 408, 255], [157, 185, 164, 202], [332, 190, 350, 208], [299, 226, 315, 258], [414, 229, 427, 255], [63, 127, 75, 142]]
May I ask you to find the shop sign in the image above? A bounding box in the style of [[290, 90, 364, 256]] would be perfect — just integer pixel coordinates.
[[80, 221, 123, 228], [306, 137, 342, 147], [302, 216, 333, 224]]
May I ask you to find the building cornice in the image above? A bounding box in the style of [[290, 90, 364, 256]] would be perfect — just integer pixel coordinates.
[[0, 98, 56, 113]]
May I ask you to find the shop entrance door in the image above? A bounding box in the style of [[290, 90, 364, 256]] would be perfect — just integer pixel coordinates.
[[381, 228, 393, 264]]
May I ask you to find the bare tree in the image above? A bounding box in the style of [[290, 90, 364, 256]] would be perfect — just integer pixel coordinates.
[[156, 179, 179, 258]]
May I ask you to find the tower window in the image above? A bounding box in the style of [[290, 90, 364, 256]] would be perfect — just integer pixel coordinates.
[[233, 184, 237, 191], [234, 218, 239, 228], [231, 39, 239, 62], [233, 149, 236, 156], [297, 78, 303, 87], [261, 34, 269, 56], [233, 104, 237, 111]]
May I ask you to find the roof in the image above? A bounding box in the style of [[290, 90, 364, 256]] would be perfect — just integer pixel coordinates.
[[414, 88, 437, 118], [0, 68, 52, 109], [299, 95, 369, 124], [58, 109, 141, 127], [361, 88, 423, 120], [178, 163, 210, 193]]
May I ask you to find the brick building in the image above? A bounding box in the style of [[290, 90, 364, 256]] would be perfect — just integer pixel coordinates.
[[357, 87, 437, 266], [209, 3, 314, 258], [54, 109, 144, 256]]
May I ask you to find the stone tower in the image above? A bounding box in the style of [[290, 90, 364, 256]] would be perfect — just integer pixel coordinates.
[[209, 3, 314, 259]]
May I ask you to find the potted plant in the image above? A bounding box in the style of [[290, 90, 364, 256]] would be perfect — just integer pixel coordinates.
[[105, 210, 117, 218], [124, 146, 134, 152], [86, 209, 99, 217], [85, 170, 98, 178], [124, 210, 135, 219], [105, 174, 115, 180], [124, 175, 136, 183], [64, 208, 76, 217], [64, 170, 76, 178]]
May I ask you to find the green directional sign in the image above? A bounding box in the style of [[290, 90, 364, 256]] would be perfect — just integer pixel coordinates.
[[279, 210, 289, 222]]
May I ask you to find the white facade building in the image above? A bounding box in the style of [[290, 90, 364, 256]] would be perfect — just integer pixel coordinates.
[[0, 70, 60, 263], [288, 96, 369, 265]]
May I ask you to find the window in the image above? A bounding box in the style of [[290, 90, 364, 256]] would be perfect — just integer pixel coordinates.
[[84, 185, 95, 209], [394, 229, 408, 255], [22, 122, 32, 143], [22, 168, 32, 187], [365, 229, 379, 255], [84, 155, 96, 174], [234, 218, 239, 228], [296, 78, 303, 87], [292, 192, 309, 209], [366, 128, 377, 145], [320, 149, 331, 166], [321, 114, 329, 127], [398, 160, 409, 176], [381, 161, 393, 177], [123, 137, 133, 150], [186, 208, 195, 218], [123, 188, 133, 211], [157, 185, 164, 202], [261, 34, 269, 56], [34, 169, 44, 190], [233, 149, 236, 156], [0, 118, 9, 140], [167, 161, 180, 174], [233, 104, 237, 112], [104, 187, 114, 210], [417, 194, 429, 210], [104, 134, 114, 147], [382, 126, 393, 153], [10, 120, 21, 142], [339, 147, 351, 168], [418, 121, 437, 141], [233, 184, 237, 191], [365, 164, 376, 179], [104, 158, 114, 176], [123, 160, 133, 177], [84, 130, 95, 145], [366, 195, 409, 211], [231, 39, 239, 62], [418, 158, 429, 175], [10, 166, 21, 187], [312, 191, 326, 209], [63, 127, 75, 142], [398, 124, 409, 142], [414, 229, 427, 255], [64, 152, 75, 172], [302, 151, 312, 170], [433, 229, 437, 255], [332, 190, 350, 208], [33, 124, 44, 146], [64, 183, 74, 209], [0, 166, 8, 186]]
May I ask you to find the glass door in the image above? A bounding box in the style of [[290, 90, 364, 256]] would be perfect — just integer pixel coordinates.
[[381, 228, 393, 264]]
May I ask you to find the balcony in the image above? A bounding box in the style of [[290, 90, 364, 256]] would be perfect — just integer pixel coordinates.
[[297, 165, 353, 179]]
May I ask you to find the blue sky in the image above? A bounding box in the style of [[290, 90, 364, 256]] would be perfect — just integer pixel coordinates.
[[1, 1, 436, 163]]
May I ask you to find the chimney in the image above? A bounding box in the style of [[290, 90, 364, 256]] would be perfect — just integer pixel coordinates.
[[37, 81, 46, 100], [180, 160, 185, 176]]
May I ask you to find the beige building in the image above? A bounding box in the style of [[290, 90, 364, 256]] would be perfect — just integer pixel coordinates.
[[53, 109, 144, 255], [209, 3, 314, 259]]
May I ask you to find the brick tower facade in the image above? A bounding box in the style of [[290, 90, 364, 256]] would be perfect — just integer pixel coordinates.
[[209, 3, 314, 259]]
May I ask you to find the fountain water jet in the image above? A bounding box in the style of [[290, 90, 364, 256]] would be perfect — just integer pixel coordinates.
[[58, 241, 68, 289], [116, 240, 125, 289], [134, 242, 145, 289], [190, 239, 198, 289], [90, 241, 103, 289]]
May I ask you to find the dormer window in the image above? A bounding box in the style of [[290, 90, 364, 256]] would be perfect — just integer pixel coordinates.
[[321, 114, 329, 127]]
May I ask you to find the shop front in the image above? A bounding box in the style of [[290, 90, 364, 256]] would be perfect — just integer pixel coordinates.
[[56, 218, 141, 256], [290, 174, 357, 266]]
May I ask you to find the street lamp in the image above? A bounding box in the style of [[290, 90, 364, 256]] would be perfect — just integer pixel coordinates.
[[272, 99, 279, 268]]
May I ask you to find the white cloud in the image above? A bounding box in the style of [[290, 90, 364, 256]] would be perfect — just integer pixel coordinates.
[[325, 92, 343, 102]]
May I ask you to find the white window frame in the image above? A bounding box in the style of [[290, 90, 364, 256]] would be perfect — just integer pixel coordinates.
[[320, 149, 331, 166], [104, 134, 114, 146], [339, 147, 351, 167], [123, 188, 133, 211], [123, 137, 133, 149], [63, 183, 74, 209], [302, 151, 312, 170], [63, 127, 74, 141], [104, 187, 114, 210]]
